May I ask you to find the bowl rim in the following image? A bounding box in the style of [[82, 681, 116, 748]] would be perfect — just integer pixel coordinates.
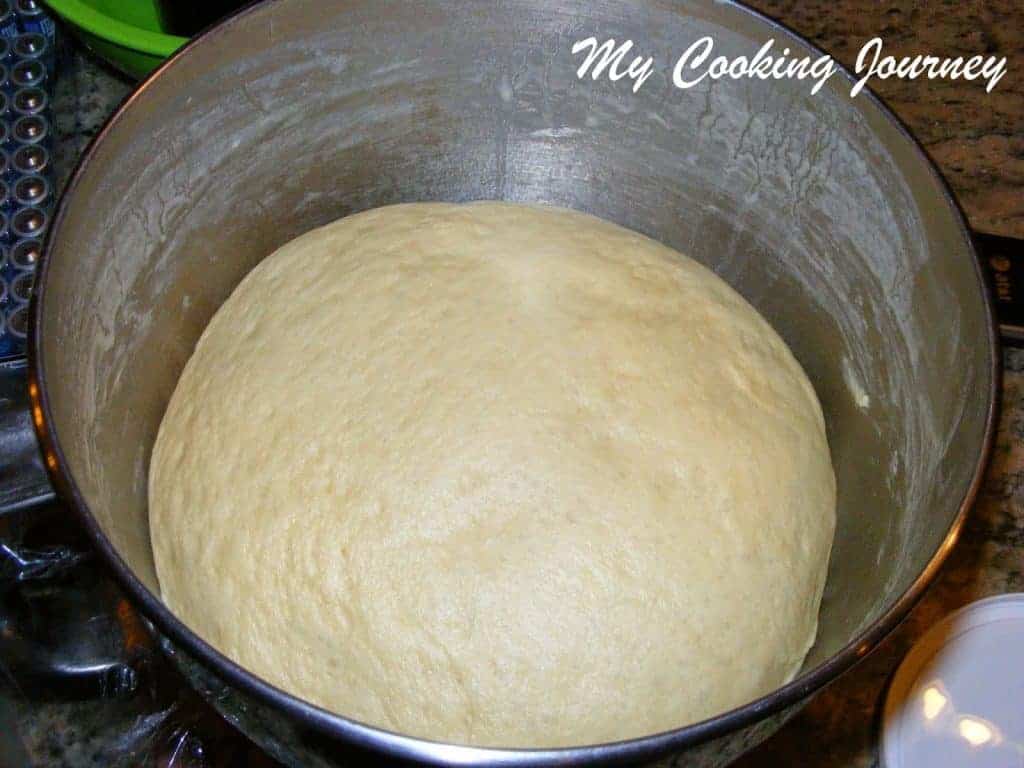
[[43, 0, 187, 56], [29, 0, 1001, 764]]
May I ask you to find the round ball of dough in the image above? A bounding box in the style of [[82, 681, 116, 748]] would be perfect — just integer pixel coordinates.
[[150, 202, 835, 748]]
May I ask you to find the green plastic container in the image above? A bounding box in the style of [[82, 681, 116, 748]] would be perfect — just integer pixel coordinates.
[[43, 0, 188, 79]]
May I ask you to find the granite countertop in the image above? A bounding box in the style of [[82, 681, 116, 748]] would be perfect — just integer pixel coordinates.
[[45, 2, 1022, 766], [752, 0, 1024, 240]]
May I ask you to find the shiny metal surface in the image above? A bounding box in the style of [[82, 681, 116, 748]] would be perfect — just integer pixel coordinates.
[[13, 87, 47, 116], [0, 361, 55, 510], [10, 239, 40, 270], [13, 0, 42, 19], [7, 307, 25, 338], [13, 144, 46, 174], [12, 114, 45, 143], [13, 33, 44, 58], [11, 59, 42, 88], [10, 271, 30, 303], [30, 0, 997, 765], [13, 174, 47, 206], [11, 206, 43, 238]]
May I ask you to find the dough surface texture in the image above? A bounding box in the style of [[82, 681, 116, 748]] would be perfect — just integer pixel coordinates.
[[149, 202, 836, 748]]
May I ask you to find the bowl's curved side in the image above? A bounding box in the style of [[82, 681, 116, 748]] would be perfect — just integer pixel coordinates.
[[162, 628, 811, 768]]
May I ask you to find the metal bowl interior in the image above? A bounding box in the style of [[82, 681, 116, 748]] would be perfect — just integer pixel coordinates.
[[31, 0, 996, 764]]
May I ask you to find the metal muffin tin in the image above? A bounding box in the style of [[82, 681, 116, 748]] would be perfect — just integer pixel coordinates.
[[0, 0, 54, 361]]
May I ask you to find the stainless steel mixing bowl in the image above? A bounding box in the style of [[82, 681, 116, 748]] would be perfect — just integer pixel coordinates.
[[29, 0, 997, 765]]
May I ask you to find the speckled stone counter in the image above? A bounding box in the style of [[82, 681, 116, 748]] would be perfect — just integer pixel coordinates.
[[51, 45, 129, 194], [39, 3, 1024, 766], [751, 0, 1024, 240]]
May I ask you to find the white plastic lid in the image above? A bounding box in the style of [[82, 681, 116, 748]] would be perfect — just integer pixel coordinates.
[[881, 593, 1024, 768]]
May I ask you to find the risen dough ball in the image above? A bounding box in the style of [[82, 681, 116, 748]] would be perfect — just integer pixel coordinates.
[[150, 202, 835, 748]]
